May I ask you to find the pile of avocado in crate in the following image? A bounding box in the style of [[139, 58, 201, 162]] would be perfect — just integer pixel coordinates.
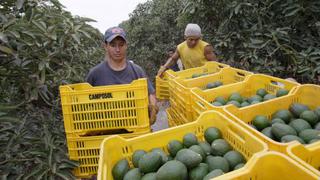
[[191, 73, 208, 79], [112, 127, 246, 180], [251, 103, 320, 144], [204, 81, 223, 90], [211, 88, 289, 108]]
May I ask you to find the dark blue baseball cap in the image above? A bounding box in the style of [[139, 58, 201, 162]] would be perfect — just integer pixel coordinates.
[[104, 27, 127, 43]]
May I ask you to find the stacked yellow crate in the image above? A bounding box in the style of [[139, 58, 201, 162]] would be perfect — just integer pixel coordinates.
[[224, 84, 320, 177], [191, 74, 299, 120], [97, 110, 269, 179], [169, 67, 253, 124], [59, 78, 151, 178], [159, 61, 230, 126], [156, 61, 229, 100]]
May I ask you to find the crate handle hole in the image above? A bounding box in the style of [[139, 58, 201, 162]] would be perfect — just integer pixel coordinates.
[[236, 72, 245, 76], [82, 129, 133, 136], [270, 80, 285, 88]]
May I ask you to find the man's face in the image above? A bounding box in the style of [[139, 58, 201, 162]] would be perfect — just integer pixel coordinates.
[[186, 36, 200, 48], [105, 36, 127, 62]]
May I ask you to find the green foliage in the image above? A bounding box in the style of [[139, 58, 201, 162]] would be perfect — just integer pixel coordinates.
[[1, 0, 320, 178], [0, 104, 79, 179], [123, 0, 320, 83], [1, 0, 103, 104], [180, 0, 320, 83], [0, 0, 103, 179], [120, 0, 185, 78]]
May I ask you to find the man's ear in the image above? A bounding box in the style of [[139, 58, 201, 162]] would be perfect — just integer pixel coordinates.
[[103, 42, 108, 50]]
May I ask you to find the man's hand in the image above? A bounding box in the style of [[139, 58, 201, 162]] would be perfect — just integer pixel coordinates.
[[149, 104, 159, 125], [157, 65, 167, 77]]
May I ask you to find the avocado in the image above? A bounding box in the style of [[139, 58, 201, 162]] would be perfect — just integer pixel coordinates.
[[234, 163, 245, 170], [175, 149, 203, 169], [189, 145, 206, 160], [141, 172, 157, 180], [215, 96, 227, 105], [271, 123, 297, 140], [123, 168, 141, 180], [276, 89, 289, 97], [263, 94, 276, 101], [138, 152, 162, 173], [224, 150, 246, 170], [281, 135, 305, 144], [261, 127, 275, 140], [205, 156, 229, 173], [272, 109, 292, 123], [228, 93, 243, 103], [198, 141, 213, 156], [151, 148, 169, 165], [252, 115, 270, 131], [299, 129, 320, 144], [132, 150, 147, 168], [203, 169, 224, 180], [289, 103, 310, 117], [188, 163, 209, 180], [271, 118, 286, 125], [204, 127, 222, 144], [226, 100, 241, 108], [300, 110, 319, 126], [211, 139, 232, 156], [112, 158, 130, 180], [256, 88, 268, 97], [183, 133, 198, 148], [156, 160, 188, 180], [289, 119, 312, 133], [167, 139, 184, 157]]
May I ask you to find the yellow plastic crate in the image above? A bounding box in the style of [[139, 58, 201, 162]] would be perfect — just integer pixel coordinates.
[[97, 110, 268, 180], [155, 72, 175, 100], [169, 95, 192, 125], [224, 84, 319, 154], [190, 74, 300, 120], [166, 108, 176, 127], [166, 107, 188, 127], [59, 79, 150, 135], [66, 129, 150, 178], [214, 151, 319, 180], [155, 61, 229, 100], [170, 67, 253, 121], [166, 107, 175, 127], [287, 141, 320, 177]]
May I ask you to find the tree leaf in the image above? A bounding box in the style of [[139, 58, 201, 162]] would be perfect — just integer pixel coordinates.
[[78, 29, 91, 39], [8, 30, 20, 39], [0, 45, 14, 55], [32, 20, 46, 32], [0, 116, 20, 123], [21, 30, 36, 39], [0, 32, 8, 43], [71, 34, 80, 44]]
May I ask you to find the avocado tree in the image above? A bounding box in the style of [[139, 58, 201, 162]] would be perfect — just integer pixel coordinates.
[[0, 0, 103, 179], [123, 0, 320, 83], [120, 0, 185, 79], [174, 0, 320, 83]]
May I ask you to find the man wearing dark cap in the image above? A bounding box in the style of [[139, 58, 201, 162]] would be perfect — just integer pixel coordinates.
[[86, 26, 158, 124]]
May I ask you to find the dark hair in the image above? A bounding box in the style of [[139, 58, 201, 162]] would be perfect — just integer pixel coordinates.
[[167, 47, 175, 52]]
